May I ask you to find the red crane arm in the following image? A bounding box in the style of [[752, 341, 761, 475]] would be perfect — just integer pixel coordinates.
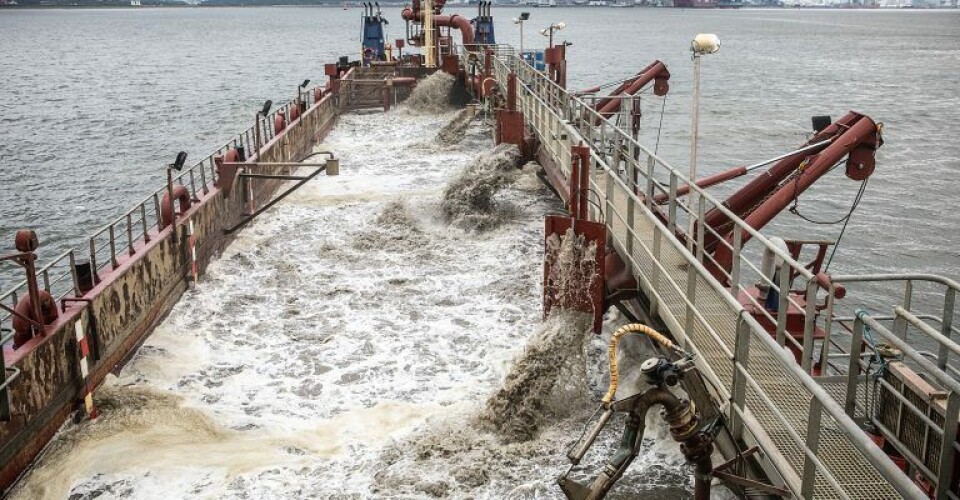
[[707, 111, 882, 271], [592, 61, 670, 124]]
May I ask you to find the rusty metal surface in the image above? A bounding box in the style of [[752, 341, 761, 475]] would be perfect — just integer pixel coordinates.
[[0, 85, 346, 494]]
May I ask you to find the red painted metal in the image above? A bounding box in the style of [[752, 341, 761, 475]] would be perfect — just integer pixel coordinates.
[[441, 54, 459, 76], [274, 113, 286, 135], [12, 290, 58, 349], [214, 148, 243, 195], [570, 145, 590, 221], [14, 230, 38, 253], [654, 165, 748, 204], [289, 105, 301, 122], [481, 77, 495, 97], [709, 112, 882, 271], [313, 87, 324, 103], [593, 61, 670, 124], [401, 7, 475, 46], [543, 215, 607, 334], [160, 184, 192, 229], [545, 45, 567, 88], [506, 72, 517, 111]]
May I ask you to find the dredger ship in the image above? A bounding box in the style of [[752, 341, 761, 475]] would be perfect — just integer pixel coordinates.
[[1, 2, 958, 498]]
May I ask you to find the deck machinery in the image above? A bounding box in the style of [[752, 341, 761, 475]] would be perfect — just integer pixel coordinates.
[[0, 4, 957, 499]]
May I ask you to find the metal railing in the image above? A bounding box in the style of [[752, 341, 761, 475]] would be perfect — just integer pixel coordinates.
[[486, 48, 931, 498], [0, 84, 336, 347]]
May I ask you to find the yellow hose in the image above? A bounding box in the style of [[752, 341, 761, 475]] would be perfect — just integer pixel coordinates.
[[602, 323, 679, 405]]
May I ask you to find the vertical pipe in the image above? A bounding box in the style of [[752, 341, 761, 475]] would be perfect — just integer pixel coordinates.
[[687, 54, 702, 246], [507, 72, 517, 112]]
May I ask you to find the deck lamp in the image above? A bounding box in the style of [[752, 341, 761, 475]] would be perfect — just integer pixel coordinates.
[[540, 21, 565, 48], [169, 151, 188, 171], [166, 151, 188, 243], [298, 80, 311, 109], [513, 12, 530, 56], [687, 33, 720, 248]]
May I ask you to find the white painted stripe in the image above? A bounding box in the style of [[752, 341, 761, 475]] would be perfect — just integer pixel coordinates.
[[74, 321, 84, 342], [80, 359, 89, 379]]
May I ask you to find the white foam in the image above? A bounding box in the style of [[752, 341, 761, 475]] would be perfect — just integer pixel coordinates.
[[11, 109, 727, 499]]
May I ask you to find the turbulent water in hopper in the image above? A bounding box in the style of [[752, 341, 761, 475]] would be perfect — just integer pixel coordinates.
[[9, 94, 709, 499]]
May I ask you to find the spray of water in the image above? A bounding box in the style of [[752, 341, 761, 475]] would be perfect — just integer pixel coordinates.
[[403, 72, 455, 114], [440, 143, 522, 231], [7, 109, 716, 499], [437, 107, 477, 145]]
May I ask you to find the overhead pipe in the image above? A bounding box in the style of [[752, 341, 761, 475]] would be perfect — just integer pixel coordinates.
[[593, 60, 670, 124], [401, 6, 475, 46]]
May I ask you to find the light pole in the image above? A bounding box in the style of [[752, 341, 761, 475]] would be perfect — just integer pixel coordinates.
[[688, 33, 720, 247], [540, 21, 566, 49], [512, 12, 530, 57]]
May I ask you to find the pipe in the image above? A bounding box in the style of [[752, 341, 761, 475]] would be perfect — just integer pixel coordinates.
[[654, 138, 837, 204], [401, 7, 475, 46], [602, 323, 682, 404], [593, 61, 669, 123]]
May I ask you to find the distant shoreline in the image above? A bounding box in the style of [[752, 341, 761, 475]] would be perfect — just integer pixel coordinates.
[[1, 3, 956, 8]]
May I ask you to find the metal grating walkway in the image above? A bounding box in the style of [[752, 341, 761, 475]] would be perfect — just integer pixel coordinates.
[[596, 174, 901, 499], [482, 47, 919, 498]]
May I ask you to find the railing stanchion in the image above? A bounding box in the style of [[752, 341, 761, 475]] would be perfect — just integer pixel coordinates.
[[731, 317, 751, 440], [777, 262, 791, 347], [695, 196, 705, 263], [667, 172, 677, 232], [730, 229, 742, 296], [69, 249, 81, 297], [801, 397, 824, 499], [893, 280, 912, 339], [935, 391, 959, 499], [126, 213, 135, 256], [141, 204, 150, 243], [89, 238, 99, 283], [153, 192, 162, 231], [938, 287, 955, 370], [801, 280, 818, 373], [845, 316, 865, 417], [108, 225, 118, 269]]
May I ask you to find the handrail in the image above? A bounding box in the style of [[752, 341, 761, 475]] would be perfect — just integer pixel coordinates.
[[0, 83, 335, 341], [487, 51, 818, 283], [832, 273, 960, 291], [488, 49, 928, 498]]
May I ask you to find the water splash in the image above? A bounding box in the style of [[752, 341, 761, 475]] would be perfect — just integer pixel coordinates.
[[440, 143, 522, 231], [403, 71, 455, 114], [437, 107, 477, 145]]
